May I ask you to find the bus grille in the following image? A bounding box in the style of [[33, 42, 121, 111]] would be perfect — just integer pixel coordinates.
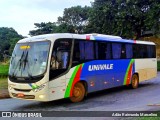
[[14, 88, 32, 92], [12, 93, 35, 99]]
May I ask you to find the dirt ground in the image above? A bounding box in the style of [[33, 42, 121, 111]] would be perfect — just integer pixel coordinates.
[[0, 89, 10, 99]]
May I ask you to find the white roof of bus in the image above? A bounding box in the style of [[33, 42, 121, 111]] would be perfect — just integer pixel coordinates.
[[18, 33, 155, 45]]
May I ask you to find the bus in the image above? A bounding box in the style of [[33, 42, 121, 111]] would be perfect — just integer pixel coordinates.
[[8, 33, 157, 102]]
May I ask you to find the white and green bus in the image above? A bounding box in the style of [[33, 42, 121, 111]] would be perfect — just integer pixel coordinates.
[[8, 33, 157, 102]]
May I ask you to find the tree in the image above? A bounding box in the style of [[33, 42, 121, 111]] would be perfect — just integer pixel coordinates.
[[29, 6, 91, 35], [87, 0, 160, 39], [0, 27, 23, 61], [57, 6, 91, 33], [29, 22, 58, 36]]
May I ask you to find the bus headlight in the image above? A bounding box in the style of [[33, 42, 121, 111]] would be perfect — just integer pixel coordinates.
[[39, 95, 45, 99], [33, 84, 46, 92]]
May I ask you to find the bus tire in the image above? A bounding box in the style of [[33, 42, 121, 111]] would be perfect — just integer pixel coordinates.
[[131, 74, 139, 89], [70, 82, 85, 103]]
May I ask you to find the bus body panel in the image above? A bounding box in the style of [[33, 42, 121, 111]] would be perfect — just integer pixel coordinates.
[[135, 58, 157, 82], [8, 75, 50, 101], [48, 75, 66, 101], [63, 59, 157, 99], [64, 59, 135, 97]]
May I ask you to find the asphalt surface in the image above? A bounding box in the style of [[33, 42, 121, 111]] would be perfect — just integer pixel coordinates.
[[0, 72, 160, 119]]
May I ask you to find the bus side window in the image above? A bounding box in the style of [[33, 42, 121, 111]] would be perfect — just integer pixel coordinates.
[[72, 40, 95, 66], [112, 43, 122, 59], [147, 45, 156, 58], [133, 44, 139, 58], [98, 42, 106, 59], [84, 41, 94, 60], [73, 41, 80, 61], [126, 44, 133, 59], [121, 44, 126, 59], [139, 45, 147, 58]]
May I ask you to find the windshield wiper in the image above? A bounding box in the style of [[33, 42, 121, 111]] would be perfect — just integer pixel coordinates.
[[11, 51, 24, 77], [24, 51, 33, 79], [23, 51, 28, 70]]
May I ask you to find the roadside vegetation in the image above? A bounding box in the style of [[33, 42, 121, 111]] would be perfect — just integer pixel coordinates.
[[0, 78, 8, 89], [0, 63, 9, 89], [0, 64, 9, 76], [158, 61, 160, 71]]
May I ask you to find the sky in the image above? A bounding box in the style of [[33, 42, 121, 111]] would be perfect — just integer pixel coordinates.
[[0, 0, 94, 37]]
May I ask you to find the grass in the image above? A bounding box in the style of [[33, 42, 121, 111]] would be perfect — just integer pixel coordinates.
[[0, 64, 9, 76], [0, 64, 9, 89], [0, 78, 8, 89], [136, 112, 160, 120]]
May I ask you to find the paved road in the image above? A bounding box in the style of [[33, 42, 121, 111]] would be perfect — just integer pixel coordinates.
[[0, 73, 160, 114]]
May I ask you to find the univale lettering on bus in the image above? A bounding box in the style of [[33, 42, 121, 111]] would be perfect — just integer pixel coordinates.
[[8, 33, 157, 103], [88, 64, 113, 71]]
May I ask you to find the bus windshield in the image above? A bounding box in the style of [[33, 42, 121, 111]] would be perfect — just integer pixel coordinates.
[[9, 41, 50, 78]]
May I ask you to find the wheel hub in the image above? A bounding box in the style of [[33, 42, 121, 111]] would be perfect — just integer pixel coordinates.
[[73, 87, 81, 97]]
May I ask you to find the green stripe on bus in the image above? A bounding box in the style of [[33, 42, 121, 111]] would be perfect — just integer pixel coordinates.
[[64, 65, 81, 98], [123, 59, 134, 85]]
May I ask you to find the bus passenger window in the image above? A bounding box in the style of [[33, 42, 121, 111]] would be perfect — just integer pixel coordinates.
[[147, 45, 156, 58], [126, 44, 133, 58], [72, 41, 80, 62], [79, 41, 94, 60], [98, 42, 106, 59], [139, 45, 147, 58], [112, 43, 122, 59], [84, 41, 94, 60], [106, 43, 111, 59]]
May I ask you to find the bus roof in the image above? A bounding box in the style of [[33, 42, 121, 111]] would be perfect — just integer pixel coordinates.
[[18, 33, 155, 45]]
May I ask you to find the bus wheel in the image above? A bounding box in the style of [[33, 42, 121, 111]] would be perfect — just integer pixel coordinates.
[[131, 74, 139, 89], [70, 82, 85, 103]]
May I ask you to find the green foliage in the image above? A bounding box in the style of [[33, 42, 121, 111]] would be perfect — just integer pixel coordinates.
[[29, 22, 58, 36], [86, 0, 160, 39], [0, 64, 9, 76], [29, 0, 160, 39], [29, 6, 91, 36], [0, 27, 23, 61], [57, 6, 91, 33]]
